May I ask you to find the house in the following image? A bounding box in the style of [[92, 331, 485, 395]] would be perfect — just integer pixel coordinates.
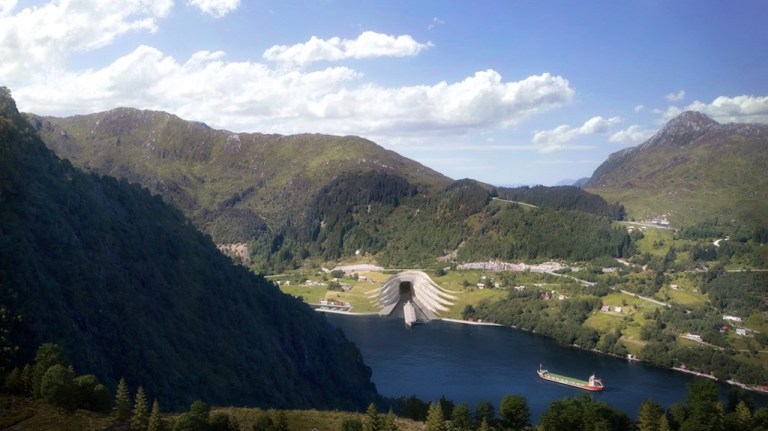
[[736, 328, 747, 336], [723, 315, 743, 322], [358, 275, 367, 281], [476, 283, 485, 289], [600, 305, 610, 313], [614, 306, 623, 313], [514, 285, 526, 291], [670, 284, 678, 289]]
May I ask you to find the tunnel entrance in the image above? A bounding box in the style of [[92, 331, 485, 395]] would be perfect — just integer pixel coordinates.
[[375, 270, 457, 324], [399, 282, 413, 299]]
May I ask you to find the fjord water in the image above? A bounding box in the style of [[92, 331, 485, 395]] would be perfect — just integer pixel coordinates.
[[326, 313, 767, 421]]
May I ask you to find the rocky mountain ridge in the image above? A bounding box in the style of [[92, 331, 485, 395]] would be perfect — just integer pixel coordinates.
[[585, 111, 768, 226]]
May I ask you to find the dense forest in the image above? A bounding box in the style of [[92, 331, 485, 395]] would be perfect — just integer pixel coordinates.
[[495, 185, 625, 219], [243, 175, 633, 271], [0, 87, 377, 410]]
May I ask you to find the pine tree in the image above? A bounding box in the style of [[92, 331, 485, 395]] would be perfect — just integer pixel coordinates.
[[114, 377, 132, 423], [658, 414, 671, 431], [364, 403, 381, 431], [450, 403, 473, 431], [383, 409, 398, 431], [735, 401, 753, 430], [131, 385, 149, 431], [478, 417, 489, 431], [147, 399, 162, 431], [426, 402, 445, 431]]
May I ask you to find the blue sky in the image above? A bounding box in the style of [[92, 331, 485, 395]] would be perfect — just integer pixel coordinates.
[[2, 0, 767, 185]]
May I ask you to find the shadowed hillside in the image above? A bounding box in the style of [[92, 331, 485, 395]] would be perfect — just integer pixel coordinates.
[[0, 87, 377, 410]]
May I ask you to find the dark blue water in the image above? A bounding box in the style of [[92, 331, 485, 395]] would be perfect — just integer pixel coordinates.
[[326, 313, 768, 421]]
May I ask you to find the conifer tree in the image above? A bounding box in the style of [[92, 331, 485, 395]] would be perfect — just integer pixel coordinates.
[[114, 377, 132, 423], [426, 402, 445, 431], [364, 403, 381, 431], [450, 403, 473, 431], [735, 401, 753, 430], [132, 385, 149, 431], [147, 399, 162, 431], [383, 409, 398, 431], [478, 417, 489, 431], [658, 414, 671, 431]]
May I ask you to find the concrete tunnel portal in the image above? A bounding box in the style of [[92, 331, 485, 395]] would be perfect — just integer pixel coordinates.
[[372, 270, 456, 324]]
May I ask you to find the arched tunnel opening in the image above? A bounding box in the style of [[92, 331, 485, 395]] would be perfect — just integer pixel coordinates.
[[376, 271, 456, 324], [387, 281, 429, 322], [399, 281, 413, 300]]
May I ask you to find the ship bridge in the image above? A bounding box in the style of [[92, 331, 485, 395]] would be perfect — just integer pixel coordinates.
[[371, 270, 456, 324]]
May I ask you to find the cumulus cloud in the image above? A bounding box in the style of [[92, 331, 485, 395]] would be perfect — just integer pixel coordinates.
[[634, 104, 644, 113], [186, 0, 240, 17], [1, 0, 17, 16], [661, 95, 768, 124], [609, 125, 654, 144], [15, 45, 574, 139], [263, 31, 432, 66], [532, 116, 621, 153], [665, 90, 685, 102], [0, 0, 172, 82]]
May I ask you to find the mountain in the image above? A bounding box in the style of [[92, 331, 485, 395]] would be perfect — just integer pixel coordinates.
[[0, 87, 377, 410], [27, 109, 450, 245], [27, 106, 631, 270], [584, 111, 768, 227]]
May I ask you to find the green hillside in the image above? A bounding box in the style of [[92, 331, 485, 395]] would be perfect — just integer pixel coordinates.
[[28, 108, 632, 272], [27, 109, 450, 243], [0, 87, 377, 410], [585, 111, 768, 229]]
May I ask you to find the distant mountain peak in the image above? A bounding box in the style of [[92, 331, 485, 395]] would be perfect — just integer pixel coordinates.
[[663, 110, 718, 130], [640, 110, 718, 150]]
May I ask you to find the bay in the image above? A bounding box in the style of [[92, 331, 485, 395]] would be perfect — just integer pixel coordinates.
[[325, 313, 768, 421]]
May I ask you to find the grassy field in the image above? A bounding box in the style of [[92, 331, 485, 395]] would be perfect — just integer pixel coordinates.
[[659, 286, 707, 307]]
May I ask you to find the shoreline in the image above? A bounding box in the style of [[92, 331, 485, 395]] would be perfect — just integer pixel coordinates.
[[318, 308, 768, 396]]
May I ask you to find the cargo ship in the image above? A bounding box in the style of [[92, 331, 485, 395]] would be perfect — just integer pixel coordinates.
[[537, 364, 604, 391]]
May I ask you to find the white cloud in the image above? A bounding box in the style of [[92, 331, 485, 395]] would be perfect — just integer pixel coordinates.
[[532, 116, 621, 153], [609, 125, 654, 144], [0, 0, 17, 17], [14, 45, 574, 140], [665, 90, 685, 102], [634, 104, 644, 113], [186, 0, 240, 17], [0, 0, 173, 82], [661, 95, 768, 124], [263, 31, 432, 66]]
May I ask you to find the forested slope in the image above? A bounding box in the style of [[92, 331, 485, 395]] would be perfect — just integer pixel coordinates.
[[0, 87, 377, 410]]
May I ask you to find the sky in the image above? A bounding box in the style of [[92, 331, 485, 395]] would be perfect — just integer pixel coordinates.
[[2, 0, 768, 186]]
